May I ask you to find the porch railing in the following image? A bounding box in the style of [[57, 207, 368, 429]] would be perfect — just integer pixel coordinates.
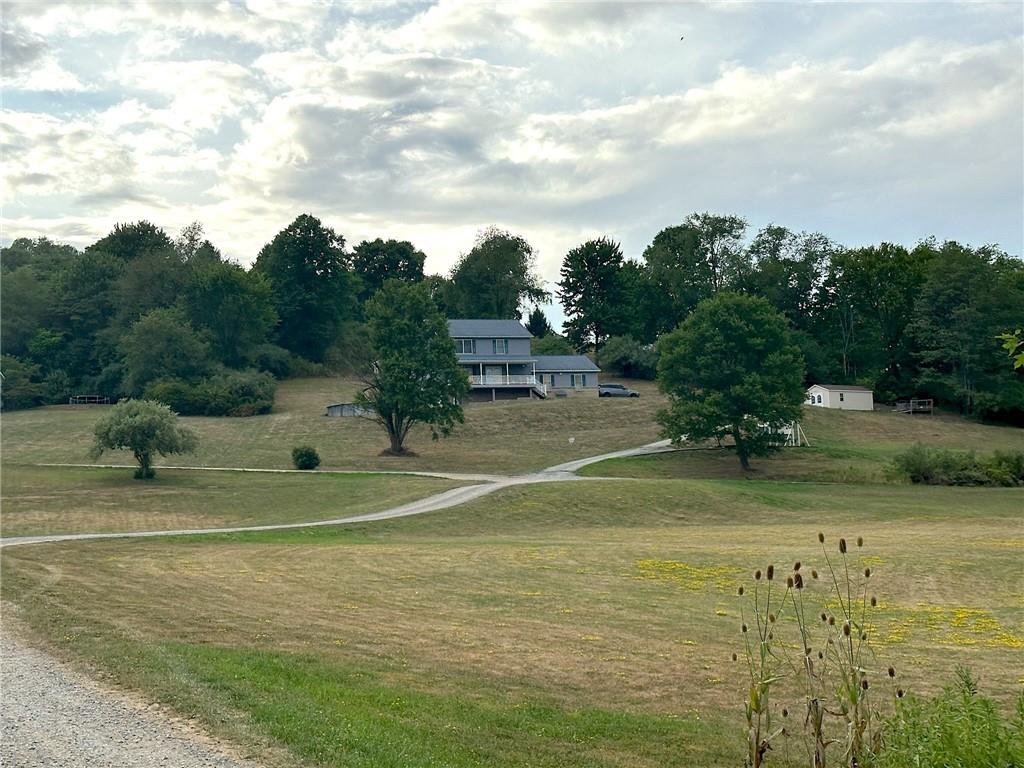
[[469, 374, 539, 386]]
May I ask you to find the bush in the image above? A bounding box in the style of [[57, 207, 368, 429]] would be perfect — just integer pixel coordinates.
[[871, 668, 1024, 768], [890, 443, 1024, 486], [144, 369, 276, 417], [0, 355, 45, 410], [251, 344, 292, 379], [291, 445, 321, 470], [288, 354, 327, 378], [599, 335, 658, 379]]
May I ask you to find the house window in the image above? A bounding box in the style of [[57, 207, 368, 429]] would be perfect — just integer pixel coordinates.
[[454, 339, 475, 354], [550, 374, 555, 386], [839, 392, 845, 402], [581, 374, 587, 387], [817, 395, 822, 404], [492, 338, 509, 354]]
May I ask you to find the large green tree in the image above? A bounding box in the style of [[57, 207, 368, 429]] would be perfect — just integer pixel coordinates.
[[120, 309, 212, 395], [254, 214, 354, 362], [558, 237, 628, 351], [90, 399, 199, 479], [87, 221, 174, 262], [352, 238, 426, 302], [448, 227, 548, 318], [656, 293, 806, 470], [356, 280, 470, 455], [184, 262, 277, 367]]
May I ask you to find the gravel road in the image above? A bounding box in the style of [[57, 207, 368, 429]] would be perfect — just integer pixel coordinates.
[[0, 622, 255, 768]]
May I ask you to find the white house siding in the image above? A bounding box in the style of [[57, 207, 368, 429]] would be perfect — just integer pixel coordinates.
[[806, 386, 874, 411]]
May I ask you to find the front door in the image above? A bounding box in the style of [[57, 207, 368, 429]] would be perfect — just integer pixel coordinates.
[[484, 365, 503, 384]]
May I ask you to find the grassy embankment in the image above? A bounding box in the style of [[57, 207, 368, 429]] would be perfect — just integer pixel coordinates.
[[2, 377, 1022, 767]]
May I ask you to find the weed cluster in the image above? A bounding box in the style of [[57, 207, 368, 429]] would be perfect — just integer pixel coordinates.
[[734, 534, 899, 767]]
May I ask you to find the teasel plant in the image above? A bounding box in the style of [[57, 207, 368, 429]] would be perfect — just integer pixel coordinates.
[[733, 534, 902, 768]]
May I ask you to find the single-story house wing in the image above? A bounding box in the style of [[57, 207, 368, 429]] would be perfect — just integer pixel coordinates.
[[534, 355, 600, 391], [806, 384, 874, 411]]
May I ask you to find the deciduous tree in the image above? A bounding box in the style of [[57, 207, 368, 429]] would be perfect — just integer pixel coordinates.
[[356, 281, 470, 455], [352, 238, 426, 302], [448, 227, 548, 318], [657, 293, 806, 470], [558, 237, 627, 351], [90, 399, 199, 479]]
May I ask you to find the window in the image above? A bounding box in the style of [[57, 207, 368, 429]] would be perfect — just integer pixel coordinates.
[[839, 392, 845, 402], [454, 339, 475, 354], [817, 395, 822, 404], [581, 374, 587, 387], [492, 338, 509, 354], [550, 374, 555, 386]]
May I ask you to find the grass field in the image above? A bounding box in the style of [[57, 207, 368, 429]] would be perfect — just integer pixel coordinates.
[[3, 478, 1022, 766], [0, 466, 462, 537], [581, 405, 1024, 481], [0, 377, 664, 475], [2, 382, 1022, 767]]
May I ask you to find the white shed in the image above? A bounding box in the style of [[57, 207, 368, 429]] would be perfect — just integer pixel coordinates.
[[806, 384, 874, 411]]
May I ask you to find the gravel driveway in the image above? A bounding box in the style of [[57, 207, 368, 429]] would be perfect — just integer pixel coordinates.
[[0, 622, 256, 768]]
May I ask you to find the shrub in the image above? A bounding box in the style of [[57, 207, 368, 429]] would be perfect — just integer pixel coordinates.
[[288, 354, 327, 378], [890, 443, 1024, 486], [251, 343, 292, 379], [291, 445, 320, 470], [0, 355, 45, 410], [871, 668, 1024, 768], [144, 369, 276, 417]]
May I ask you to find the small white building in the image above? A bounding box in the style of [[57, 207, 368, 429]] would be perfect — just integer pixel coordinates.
[[806, 384, 874, 411]]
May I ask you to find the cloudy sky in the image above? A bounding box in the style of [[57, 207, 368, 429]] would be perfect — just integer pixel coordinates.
[[2, 0, 1022, 308]]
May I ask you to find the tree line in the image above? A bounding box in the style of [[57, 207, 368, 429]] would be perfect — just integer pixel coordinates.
[[2, 210, 1021, 423], [556, 214, 1023, 422]]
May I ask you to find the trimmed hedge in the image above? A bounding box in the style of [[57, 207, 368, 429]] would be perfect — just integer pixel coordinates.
[[291, 445, 321, 470], [145, 369, 276, 417]]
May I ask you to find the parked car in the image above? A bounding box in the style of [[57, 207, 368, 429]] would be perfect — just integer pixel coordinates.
[[598, 383, 639, 398]]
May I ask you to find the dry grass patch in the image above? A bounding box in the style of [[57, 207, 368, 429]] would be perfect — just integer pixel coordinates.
[[0, 466, 463, 537], [1, 377, 665, 475]]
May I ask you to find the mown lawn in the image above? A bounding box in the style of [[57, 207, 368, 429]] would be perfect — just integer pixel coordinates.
[[3, 478, 1021, 767], [0, 376, 665, 475], [0, 465, 462, 537], [580, 405, 1024, 481]]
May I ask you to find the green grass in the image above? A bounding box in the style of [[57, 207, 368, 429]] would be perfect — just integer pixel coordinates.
[[0, 465, 462, 537], [580, 406, 1024, 481], [4, 477, 1022, 767], [0, 376, 665, 475]]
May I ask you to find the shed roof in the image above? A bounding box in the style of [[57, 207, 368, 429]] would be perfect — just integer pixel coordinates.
[[534, 355, 600, 372], [808, 384, 873, 392], [447, 319, 532, 338]]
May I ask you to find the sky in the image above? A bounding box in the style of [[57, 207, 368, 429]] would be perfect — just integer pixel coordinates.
[[2, 0, 1022, 322]]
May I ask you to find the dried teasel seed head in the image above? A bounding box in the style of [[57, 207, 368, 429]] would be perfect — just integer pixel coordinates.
[[782, 707, 789, 717], [793, 561, 801, 571], [768, 613, 776, 623], [828, 615, 836, 626], [864, 567, 871, 578], [860, 632, 868, 641], [755, 570, 762, 581], [766, 565, 775, 581], [738, 586, 745, 596], [787, 576, 794, 588], [843, 622, 851, 636], [732, 653, 738, 662], [857, 536, 864, 548], [804, 646, 812, 655], [871, 595, 877, 607], [818, 532, 825, 543], [768, 631, 774, 640], [811, 569, 819, 579], [741, 623, 748, 633], [861, 678, 869, 690], [794, 573, 804, 589], [818, 651, 824, 659], [888, 666, 896, 678], [839, 538, 847, 554], [897, 688, 905, 698], [820, 612, 828, 622]]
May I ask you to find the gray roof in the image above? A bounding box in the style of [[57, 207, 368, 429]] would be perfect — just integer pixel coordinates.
[[534, 355, 600, 372], [809, 384, 872, 392], [447, 319, 532, 338]]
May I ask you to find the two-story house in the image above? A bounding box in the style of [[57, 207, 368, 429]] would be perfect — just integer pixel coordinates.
[[448, 319, 600, 401]]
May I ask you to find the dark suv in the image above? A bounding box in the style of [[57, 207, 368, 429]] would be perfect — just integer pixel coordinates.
[[598, 383, 640, 398]]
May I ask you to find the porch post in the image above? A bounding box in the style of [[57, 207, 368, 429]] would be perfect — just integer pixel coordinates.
[[505, 362, 509, 383]]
